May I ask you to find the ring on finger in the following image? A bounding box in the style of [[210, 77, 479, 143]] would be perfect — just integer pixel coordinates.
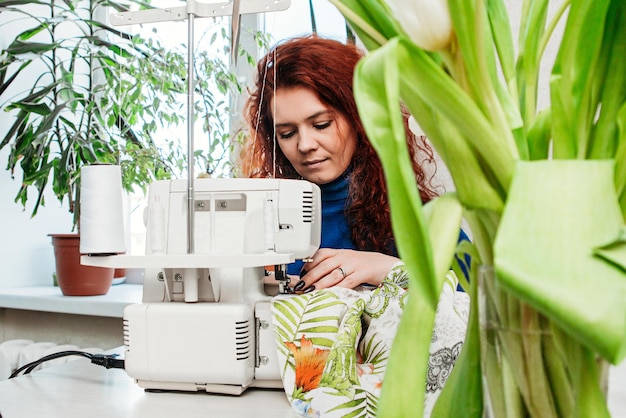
[[337, 267, 346, 279]]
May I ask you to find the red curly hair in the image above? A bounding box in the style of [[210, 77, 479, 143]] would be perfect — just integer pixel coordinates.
[[240, 35, 438, 255]]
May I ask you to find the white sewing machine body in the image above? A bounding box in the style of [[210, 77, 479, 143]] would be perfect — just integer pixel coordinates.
[[83, 178, 321, 394]]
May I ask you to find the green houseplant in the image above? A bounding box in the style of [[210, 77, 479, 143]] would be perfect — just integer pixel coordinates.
[[329, 0, 626, 417], [0, 0, 259, 294], [0, 0, 182, 224], [0, 0, 187, 295]]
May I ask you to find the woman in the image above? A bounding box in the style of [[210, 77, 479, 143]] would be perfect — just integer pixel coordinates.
[[241, 35, 448, 292]]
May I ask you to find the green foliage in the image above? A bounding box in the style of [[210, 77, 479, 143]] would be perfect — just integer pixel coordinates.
[[330, 0, 626, 417]]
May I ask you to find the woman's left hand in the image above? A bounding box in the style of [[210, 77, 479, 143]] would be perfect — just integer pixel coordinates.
[[292, 248, 399, 292]]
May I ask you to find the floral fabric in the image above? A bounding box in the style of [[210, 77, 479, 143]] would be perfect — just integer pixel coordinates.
[[271, 263, 469, 417]]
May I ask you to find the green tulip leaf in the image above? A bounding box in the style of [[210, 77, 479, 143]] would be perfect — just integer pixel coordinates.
[[593, 227, 626, 272], [494, 160, 626, 364], [328, 0, 401, 49], [423, 193, 464, 283]]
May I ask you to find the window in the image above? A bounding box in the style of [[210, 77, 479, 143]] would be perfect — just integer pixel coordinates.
[[110, 1, 350, 255]]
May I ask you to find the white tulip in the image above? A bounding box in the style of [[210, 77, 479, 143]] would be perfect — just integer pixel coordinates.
[[387, 0, 454, 51]]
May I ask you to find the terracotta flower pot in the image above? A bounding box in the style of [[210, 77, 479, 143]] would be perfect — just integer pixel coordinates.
[[113, 266, 127, 285], [49, 234, 114, 296]]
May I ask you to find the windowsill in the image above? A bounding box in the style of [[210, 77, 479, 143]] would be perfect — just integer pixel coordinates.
[[0, 283, 143, 318]]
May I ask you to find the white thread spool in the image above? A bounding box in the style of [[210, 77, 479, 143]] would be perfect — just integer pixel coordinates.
[[79, 164, 126, 255]]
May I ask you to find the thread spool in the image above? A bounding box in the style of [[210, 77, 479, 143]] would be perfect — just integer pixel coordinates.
[[79, 164, 126, 255]]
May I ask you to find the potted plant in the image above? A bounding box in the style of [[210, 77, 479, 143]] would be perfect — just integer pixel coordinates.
[[0, 0, 259, 295], [0, 0, 182, 295], [329, 0, 625, 417]]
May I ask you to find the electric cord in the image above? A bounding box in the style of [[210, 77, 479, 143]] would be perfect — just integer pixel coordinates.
[[9, 350, 125, 379]]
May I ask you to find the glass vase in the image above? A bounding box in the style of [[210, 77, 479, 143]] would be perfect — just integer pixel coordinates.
[[478, 265, 610, 418]]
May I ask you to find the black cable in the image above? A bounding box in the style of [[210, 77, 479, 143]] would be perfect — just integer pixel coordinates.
[[9, 350, 125, 379], [10, 351, 91, 378]]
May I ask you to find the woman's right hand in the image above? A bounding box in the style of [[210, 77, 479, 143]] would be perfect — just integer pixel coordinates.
[[292, 248, 399, 293]]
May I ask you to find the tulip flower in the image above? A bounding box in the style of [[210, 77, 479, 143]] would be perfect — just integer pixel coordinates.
[[386, 0, 454, 51]]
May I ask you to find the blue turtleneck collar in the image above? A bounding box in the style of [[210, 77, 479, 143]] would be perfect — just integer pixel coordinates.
[[320, 170, 350, 203]]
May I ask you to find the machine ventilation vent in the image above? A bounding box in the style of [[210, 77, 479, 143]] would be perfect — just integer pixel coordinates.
[[235, 320, 252, 360], [302, 190, 314, 223], [123, 319, 130, 347]]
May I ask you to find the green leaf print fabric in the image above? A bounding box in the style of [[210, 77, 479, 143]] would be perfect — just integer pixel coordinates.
[[271, 263, 469, 417]]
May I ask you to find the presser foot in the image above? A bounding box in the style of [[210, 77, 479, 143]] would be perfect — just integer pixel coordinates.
[[273, 264, 292, 294]]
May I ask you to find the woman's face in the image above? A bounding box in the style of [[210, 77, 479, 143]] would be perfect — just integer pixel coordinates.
[[271, 87, 357, 185]]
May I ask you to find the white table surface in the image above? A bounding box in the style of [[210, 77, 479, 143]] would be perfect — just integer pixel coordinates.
[[0, 349, 623, 417], [0, 353, 297, 418]]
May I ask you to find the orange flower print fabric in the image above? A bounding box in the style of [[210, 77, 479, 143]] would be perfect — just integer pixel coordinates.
[[285, 336, 330, 392]]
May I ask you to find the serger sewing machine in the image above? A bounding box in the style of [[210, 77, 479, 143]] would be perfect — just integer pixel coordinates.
[[83, 178, 321, 395], [90, 0, 302, 397]]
